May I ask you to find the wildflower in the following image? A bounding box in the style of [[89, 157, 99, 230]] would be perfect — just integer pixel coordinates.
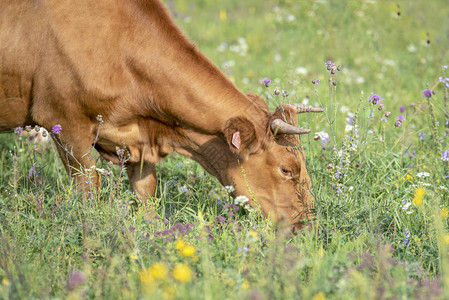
[[52, 124, 62, 134], [249, 230, 259, 239], [139, 268, 154, 285], [66, 271, 87, 291], [384, 111, 391, 118], [399, 106, 406, 113], [444, 234, 449, 245], [412, 187, 425, 206], [422, 89, 432, 98], [2, 278, 9, 286], [282, 90, 289, 97], [312, 79, 321, 85], [238, 246, 249, 257], [314, 131, 330, 148], [313, 292, 327, 300], [224, 185, 235, 193], [182, 245, 196, 257], [441, 208, 449, 218], [325, 60, 334, 70], [15, 126, 23, 136], [403, 230, 410, 248], [96, 114, 103, 124], [441, 150, 449, 162], [416, 172, 430, 178], [148, 262, 168, 279], [418, 132, 427, 141], [273, 87, 280, 95], [262, 77, 271, 87], [172, 264, 193, 283], [378, 103, 384, 110], [439, 76, 449, 88], [129, 252, 138, 260], [368, 94, 383, 105], [242, 280, 250, 289], [234, 195, 249, 206]]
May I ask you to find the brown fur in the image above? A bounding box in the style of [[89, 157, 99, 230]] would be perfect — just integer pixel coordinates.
[[0, 0, 316, 231]]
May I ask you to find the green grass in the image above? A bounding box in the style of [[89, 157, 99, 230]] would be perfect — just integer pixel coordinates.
[[1, 0, 449, 299]]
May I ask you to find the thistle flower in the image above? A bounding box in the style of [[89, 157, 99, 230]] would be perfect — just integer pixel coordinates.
[[52, 124, 62, 134], [368, 94, 383, 105], [399, 106, 406, 113], [422, 89, 432, 98], [262, 77, 271, 87], [273, 87, 280, 95]]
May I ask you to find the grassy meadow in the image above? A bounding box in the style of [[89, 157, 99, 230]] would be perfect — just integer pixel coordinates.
[[1, 0, 449, 298]]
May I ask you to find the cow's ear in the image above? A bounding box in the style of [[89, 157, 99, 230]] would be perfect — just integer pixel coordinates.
[[223, 116, 259, 160]]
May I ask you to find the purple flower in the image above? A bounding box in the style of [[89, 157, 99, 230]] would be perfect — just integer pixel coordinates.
[[403, 230, 410, 248], [14, 126, 23, 136], [394, 120, 402, 127], [442, 150, 449, 162], [422, 89, 432, 98], [368, 94, 383, 105], [52, 124, 62, 134], [399, 106, 405, 113], [129, 226, 136, 232], [418, 131, 427, 141], [325, 60, 334, 69], [397, 115, 405, 122], [262, 77, 271, 87], [66, 271, 87, 291], [312, 79, 321, 85], [346, 117, 353, 124]]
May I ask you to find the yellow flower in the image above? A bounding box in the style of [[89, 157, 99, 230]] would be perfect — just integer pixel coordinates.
[[406, 174, 413, 180], [441, 208, 449, 218], [313, 292, 327, 300], [444, 234, 449, 245], [198, 211, 203, 220], [412, 187, 425, 206], [242, 280, 250, 290], [249, 230, 259, 238], [2, 277, 9, 286], [172, 264, 193, 283], [149, 262, 168, 279], [219, 9, 227, 21], [139, 268, 154, 285], [175, 239, 185, 250], [182, 245, 196, 257], [129, 252, 138, 261], [423, 165, 427, 169]]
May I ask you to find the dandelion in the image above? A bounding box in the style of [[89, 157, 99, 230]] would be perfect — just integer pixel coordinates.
[[313, 292, 327, 300], [422, 89, 432, 98], [140, 268, 154, 285], [172, 264, 193, 283], [52, 124, 62, 134], [444, 234, 449, 245], [441, 208, 449, 218], [182, 245, 196, 257], [2, 278, 9, 286], [148, 262, 168, 279], [412, 187, 425, 206], [368, 94, 383, 105]]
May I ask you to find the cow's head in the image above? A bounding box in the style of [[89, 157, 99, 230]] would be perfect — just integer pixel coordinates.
[[186, 93, 323, 232]]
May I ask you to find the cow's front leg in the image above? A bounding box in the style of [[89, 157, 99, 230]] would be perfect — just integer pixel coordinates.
[[126, 161, 157, 203], [53, 134, 100, 195]]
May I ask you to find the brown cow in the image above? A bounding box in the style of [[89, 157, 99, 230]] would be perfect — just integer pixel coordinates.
[[0, 0, 322, 231]]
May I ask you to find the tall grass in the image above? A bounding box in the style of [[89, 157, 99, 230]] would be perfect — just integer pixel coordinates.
[[1, 0, 449, 299]]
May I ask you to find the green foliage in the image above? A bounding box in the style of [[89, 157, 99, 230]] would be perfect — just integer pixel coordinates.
[[1, 0, 449, 299]]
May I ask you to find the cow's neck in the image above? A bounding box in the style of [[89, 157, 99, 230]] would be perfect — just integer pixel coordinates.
[[129, 0, 267, 138]]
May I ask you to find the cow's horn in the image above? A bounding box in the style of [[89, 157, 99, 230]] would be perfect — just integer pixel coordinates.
[[287, 103, 324, 113], [271, 119, 311, 135]]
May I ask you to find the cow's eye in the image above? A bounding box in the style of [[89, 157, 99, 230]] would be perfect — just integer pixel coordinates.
[[280, 166, 293, 178]]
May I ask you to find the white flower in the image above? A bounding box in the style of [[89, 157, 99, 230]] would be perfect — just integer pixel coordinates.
[[224, 185, 235, 193], [416, 172, 430, 178], [234, 195, 249, 206], [402, 202, 412, 210]]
